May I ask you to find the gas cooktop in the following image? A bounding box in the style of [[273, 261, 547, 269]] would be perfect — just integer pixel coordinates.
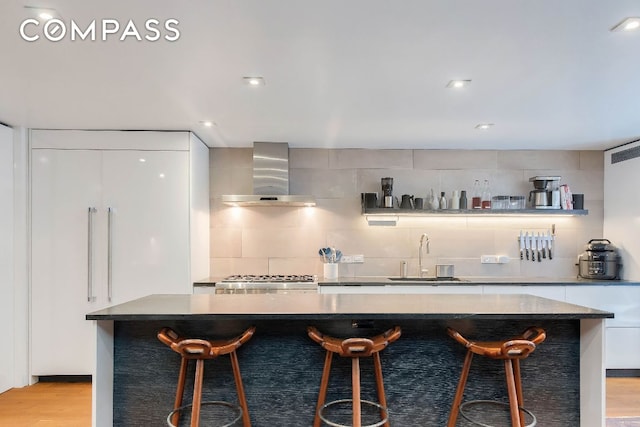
[[215, 274, 318, 293], [220, 274, 317, 283]]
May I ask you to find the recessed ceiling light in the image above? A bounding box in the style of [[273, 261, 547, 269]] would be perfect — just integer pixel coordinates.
[[446, 80, 471, 89], [243, 76, 265, 86], [200, 120, 215, 127], [611, 17, 640, 32], [24, 6, 58, 20], [475, 123, 494, 130]]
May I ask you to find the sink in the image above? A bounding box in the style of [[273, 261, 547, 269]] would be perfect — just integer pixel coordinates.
[[388, 277, 464, 282]]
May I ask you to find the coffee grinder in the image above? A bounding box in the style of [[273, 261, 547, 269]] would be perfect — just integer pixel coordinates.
[[381, 177, 394, 208], [528, 176, 561, 209]]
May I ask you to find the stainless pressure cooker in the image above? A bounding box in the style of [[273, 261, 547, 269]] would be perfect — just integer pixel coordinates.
[[577, 239, 621, 280]]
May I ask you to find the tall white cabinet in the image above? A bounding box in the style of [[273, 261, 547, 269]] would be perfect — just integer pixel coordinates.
[[30, 130, 209, 376], [603, 141, 640, 369], [604, 141, 640, 281], [0, 124, 14, 392]]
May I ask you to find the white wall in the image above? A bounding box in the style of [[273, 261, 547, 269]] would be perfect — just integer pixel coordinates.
[[604, 141, 640, 280], [209, 148, 604, 279], [0, 124, 15, 392]]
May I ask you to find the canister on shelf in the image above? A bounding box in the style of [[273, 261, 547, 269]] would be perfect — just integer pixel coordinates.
[[459, 190, 468, 209], [450, 190, 460, 210]]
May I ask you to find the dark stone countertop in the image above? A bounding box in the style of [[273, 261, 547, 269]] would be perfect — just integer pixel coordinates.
[[86, 293, 613, 321]]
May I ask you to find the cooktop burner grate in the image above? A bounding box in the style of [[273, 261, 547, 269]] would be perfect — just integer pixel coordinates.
[[221, 274, 316, 283]]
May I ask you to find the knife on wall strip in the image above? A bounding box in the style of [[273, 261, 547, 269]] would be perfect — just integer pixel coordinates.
[[537, 232, 542, 262], [524, 232, 530, 260], [519, 231, 524, 260], [530, 233, 535, 262], [547, 230, 553, 260]]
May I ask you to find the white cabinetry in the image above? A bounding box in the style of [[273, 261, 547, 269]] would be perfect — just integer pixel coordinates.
[[565, 286, 640, 369], [604, 142, 640, 280], [384, 285, 482, 294], [319, 285, 482, 294], [0, 125, 14, 392], [482, 285, 566, 300], [30, 130, 209, 376], [322, 282, 639, 369]]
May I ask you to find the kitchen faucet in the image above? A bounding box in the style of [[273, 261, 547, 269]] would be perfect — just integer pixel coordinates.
[[419, 233, 430, 278]]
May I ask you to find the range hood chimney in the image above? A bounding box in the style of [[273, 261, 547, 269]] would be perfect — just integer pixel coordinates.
[[222, 142, 316, 207]]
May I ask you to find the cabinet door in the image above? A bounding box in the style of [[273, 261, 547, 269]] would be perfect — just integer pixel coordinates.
[[319, 285, 483, 294], [566, 286, 640, 369], [387, 285, 483, 294], [101, 151, 190, 304], [319, 286, 387, 294], [565, 286, 640, 327], [606, 328, 640, 369], [483, 285, 566, 300], [31, 150, 102, 375]]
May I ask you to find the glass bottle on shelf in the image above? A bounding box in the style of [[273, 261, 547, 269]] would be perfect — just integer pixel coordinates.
[[472, 180, 482, 209], [481, 179, 492, 209]]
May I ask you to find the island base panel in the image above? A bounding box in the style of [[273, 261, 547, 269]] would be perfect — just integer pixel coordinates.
[[112, 319, 579, 426]]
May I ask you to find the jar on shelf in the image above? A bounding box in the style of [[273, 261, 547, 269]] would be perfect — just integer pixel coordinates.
[[509, 196, 526, 209], [481, 180, 491, 209], [472, 180, 482, 209], [491, 195, 509, 209]]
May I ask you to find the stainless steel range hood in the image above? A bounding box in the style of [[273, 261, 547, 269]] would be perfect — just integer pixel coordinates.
[[222, 142, 316, 207]]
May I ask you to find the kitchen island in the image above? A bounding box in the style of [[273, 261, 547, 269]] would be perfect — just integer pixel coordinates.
[[87, 293, 612, 427]]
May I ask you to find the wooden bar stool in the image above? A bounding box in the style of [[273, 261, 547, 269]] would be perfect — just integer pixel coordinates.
[[446, 326, 546, 427], [307, 326, 401, 427], [157, 326, 255, 427]]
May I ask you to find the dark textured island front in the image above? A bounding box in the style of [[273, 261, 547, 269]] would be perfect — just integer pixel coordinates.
[[86, 293, 612, 427]]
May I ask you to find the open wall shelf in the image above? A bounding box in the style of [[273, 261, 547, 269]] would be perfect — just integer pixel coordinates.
[[363, 208, 588, 216], [362, 207, 588, 225]]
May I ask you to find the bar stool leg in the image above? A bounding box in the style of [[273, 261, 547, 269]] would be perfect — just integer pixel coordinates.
[[191, 359, 205, 427], [513, 359, 525, 426], [504, 359, 522, 427], [172, 357, 189, 426], [447, 351, 474, 427], [230, 350, 251, 427], [352, 357, 361, 427], [373, 352, 389, 427], [314, 351, 333, 427]]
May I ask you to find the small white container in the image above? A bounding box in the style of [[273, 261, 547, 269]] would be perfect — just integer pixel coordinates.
[[323, 263, 339, 279], [450, 190, 460, 210]]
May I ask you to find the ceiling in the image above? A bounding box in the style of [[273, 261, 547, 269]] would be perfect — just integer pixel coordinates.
[[1, 0, 639, 150]]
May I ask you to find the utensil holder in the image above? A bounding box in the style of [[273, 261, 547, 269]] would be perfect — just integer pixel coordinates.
[[323, 263, 339, 279]]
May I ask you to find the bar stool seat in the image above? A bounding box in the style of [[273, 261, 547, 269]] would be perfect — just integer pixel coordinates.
[[307, 326, 401, 427], [157, 326, 255, 427], [446, 326, 546, 427]]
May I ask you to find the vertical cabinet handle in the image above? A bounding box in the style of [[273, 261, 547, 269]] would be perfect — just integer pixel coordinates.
[[87, 207, 97, 302], [107, 207, 113, 302]]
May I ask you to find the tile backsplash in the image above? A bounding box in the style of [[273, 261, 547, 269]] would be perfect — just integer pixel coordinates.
[[209, 149, 603, 279]]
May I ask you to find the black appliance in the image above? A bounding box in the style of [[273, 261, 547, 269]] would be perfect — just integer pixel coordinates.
[[578, 239, 621, 280]]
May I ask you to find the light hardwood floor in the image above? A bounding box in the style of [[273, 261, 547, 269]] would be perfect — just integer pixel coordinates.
[[0, 382, 91, 427], [607, 377, 640, 418], [0, 378, 638, 425]]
